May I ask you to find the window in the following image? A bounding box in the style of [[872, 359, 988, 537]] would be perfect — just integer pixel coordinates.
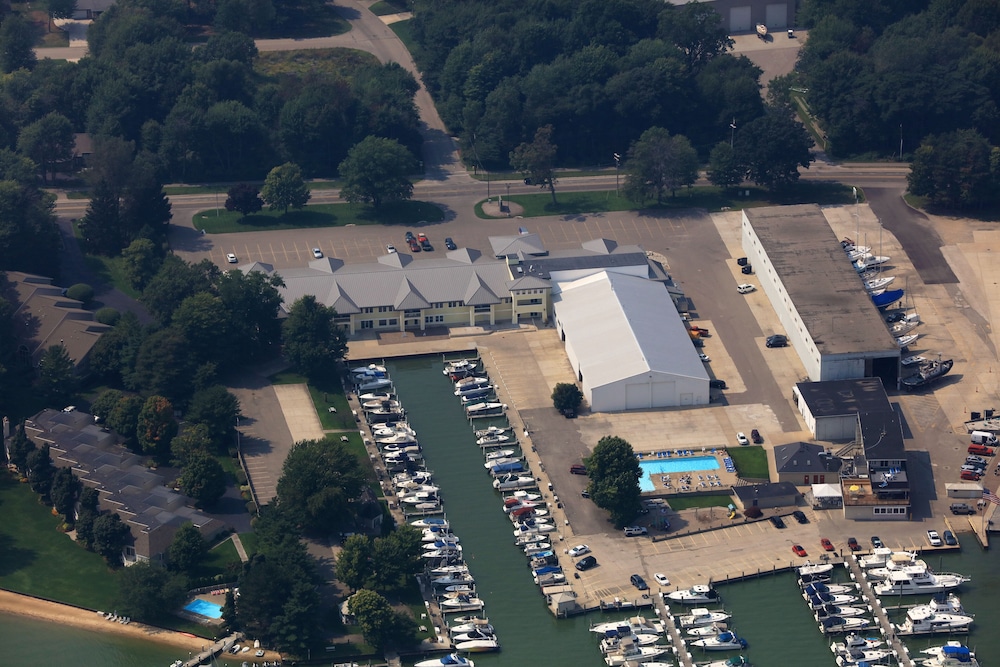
[[404, 310, 420, 318], [378, 306, 392, 313], [474, 305, 491, 313], [517, 298, 543, 306], [361, 307, 374, 314], [334, 314, 351, 324], [361, 320, 373, 329], [448, 301, 462, 308], [388, 318, 397, 326]]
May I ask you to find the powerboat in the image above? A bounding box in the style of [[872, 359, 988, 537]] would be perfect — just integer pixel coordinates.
[[412, 517, 449, 530], [797, 562, 835, 576], [493, 474, 535, 490], [665, 584, 719, 605], [902, 358, 954, 390], [535, 572, 566, 586], [359, 392, 393, 403], [357, 377, 392, 392], [513, 523, 555, 536], [927, 592, 966, 614], [352, 363, 388, 378], [858, 547, 902, 569], [820, 616, 872, 634], [443, 359, 478, 375], [415, 654, 475, 667], [466, 402, 507, 417], [423, 539, 461, 551], [901, 355, 927, 366], [455, 377, 491, 392], [687, 624, 728, 637], [484, 457, 521, 469], [453, 639, 499, 653], [598, 632, 661, 653], [429, 564, 468, 576], [814, 603, 869, 618], [505, 490, 541, 502], [830, 633, 884, 653], [919, 643, 979, 667], [402, 491, 441, 505], [485, 449, 516, 461], [475, 425, 511, 438], [894, 605, 974, 635], [449, 619, 492, 635], [459, 387, 495, 402], [678, 608, 731, 628], [806, 592, 860, 609], [434, 574, 475, 587], [451, 628, 495, 644], [835, 646, 894, 666], [699, 658, 750, 667], [477, 434, 511, 446], [440, 595, 484, 612], [400, 484, 440, 499], [490, 462, 525, 476], [803, 582, 858, 596], [896, 333, 919, 348], [524, 543, 551, 556], [603, 640, 667, 666], [798, 572, 832, 585], [690, 631, 748, 651], [589, 616, 664, 636], [363, 398, 402, 411], [873, 568, 969, 595]]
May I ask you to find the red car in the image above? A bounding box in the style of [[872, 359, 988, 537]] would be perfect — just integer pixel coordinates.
[[408, 239, 421, 252], [820, 538, 835, 552], [847, 537, 860, 551], [417, 233, 428, 243], [960, 470, 982, 481], [792, 544, 808, 557]]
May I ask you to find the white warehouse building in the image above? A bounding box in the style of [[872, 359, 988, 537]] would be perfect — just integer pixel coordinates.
[[552, 271, 710, 412]]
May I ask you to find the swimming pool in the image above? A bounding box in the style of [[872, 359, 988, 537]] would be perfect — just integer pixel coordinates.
[[638, 456, 720, 492], [183, 599, 223, 619]]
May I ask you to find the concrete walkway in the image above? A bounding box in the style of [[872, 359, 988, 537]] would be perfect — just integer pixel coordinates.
[[230, 533, 250, 563], [272, 384, 326, 443]]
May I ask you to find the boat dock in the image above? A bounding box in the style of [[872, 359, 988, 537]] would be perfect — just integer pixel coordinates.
[[654, 594, 695, 667], [179, 632, 242, 667], [844, 557, 915, 667]]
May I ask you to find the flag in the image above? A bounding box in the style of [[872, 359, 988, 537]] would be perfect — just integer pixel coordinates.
[[983, 488, 1000, 505]]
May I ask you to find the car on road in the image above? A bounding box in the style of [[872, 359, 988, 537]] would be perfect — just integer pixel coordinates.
[[630, 574, 648, 590], [737, 283, 756, 294], [445, 237, 457, 250], [570, 463, 587, 475], [624, 526, 648, 537], [770, 515, 785, 529], [405, 231, 415, 242], [943, 530, 957, 546], [792, 510, 808, 524], [575, 555, 597, 571], [871, 536, 884, 548], [736, 432, 749, 446], [792, 544, 808, 557], [709, 379, 727, 389], [927, 530, 942, 547], [766, 334, 788, 348], [226, 253, 238, 263], [654, 573, 670, 586], [847, 537, 860, 551], [751, 428, 763, 444], [820, 538, 834, 551], [408, 239, 421, 252], [386, 243, 396, 253], [699, 353, 711, 362], [312, 248, 323, 258], [581, 489, 590, 498], [568, 544, 590, 557]]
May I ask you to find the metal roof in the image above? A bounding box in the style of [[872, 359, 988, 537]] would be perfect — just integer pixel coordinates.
[[490, 233, 547, 258], [795, 378, 891, 417], [773, 442, 843, 474]]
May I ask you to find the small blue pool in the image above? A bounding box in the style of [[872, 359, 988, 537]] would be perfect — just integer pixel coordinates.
[[639, 456, 720, 492], [184, 599, 223, 619]]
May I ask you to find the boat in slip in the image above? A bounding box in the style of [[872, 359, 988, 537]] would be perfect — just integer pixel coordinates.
[[493, 474, 535, 491], [484, 457, 521, 470], [434, 574, 475, 587], [797, 562, 836, 576], [359, 392, 393, 403], [440, 595, 484, 612], [894, 605, 974, 635], [687, 624, 729, 637], [805, 592, 860, 609], [835, 647, 895, 666], [357, 377, 392, 392], [451, 628, 496, 644], [919, 643, 979, 667], [454, 639, 500, 653], [589, 616, 665, 636], [873, 568, 969, 596], [485, 449, 516, 462], [475, 425, 511, 438], [429, 564, 468, 576], [803, 582, 858, 596], [412, 517, 449, 530], [678, 608, 731, 628], [665, 584, 719, 605], [449, 619, 492, 636], [459, 387, 494, 402], [831, 633, 884, 653], [466, 402, 507, 417], [690, 631, 748, 651], [603, 641, 668, 666], [415, 653, 475, 667], [814, 603, 869, 619], [352, 364, 388, 379], [443, 359, 478, 375], [820, 616, 873, 634], [476, 434, 511, 446], [598, 631, 661, 653], [698, 657, 750, 667], [455, 376, 490, 391]]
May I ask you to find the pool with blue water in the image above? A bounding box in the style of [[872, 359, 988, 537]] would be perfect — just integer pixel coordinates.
[[638, 455, 719, 491], [183, 599, 223, 619]]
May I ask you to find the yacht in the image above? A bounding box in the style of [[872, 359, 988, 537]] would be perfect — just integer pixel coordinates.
[[820, 616, 873, 634], [443, 359, 478, 375], [805, 592, 859, 609], [603, 639, 667, 666], [359, 392, 393, 403], [493, 474, 535, 490], [466, 402, 507, 416], [429, 564, 469, 576], [484, 457, 521, 469], [687, 624, 729, 637], [665, 584, 719, 605], [814, 604, 869, 619], [599, 632, 662, 653], [797, 562, 835, 576], [699, 658, 750, 667], [873, 568, 970, 596], [450, 628, 495, 644], [440, 595, 484, 612], [362, 397, 402, 411], [858, 547, 912, 569], [678, 608, 731, 628], [830, 633, 884, 653], [415, 654, 475, 667], [835, 647, 895, 666], [803, 582, 858, 596], [434, 574, 475, 587], [459, 387, 495, 402], [589, 616, 665, 636], [894, 605, 974, 635], [454, 376, 491, 392], [919, 643, 979, 667], [454, 639, 500, 653], [475, 425, 511, 438], [411, 517, 449, 530], [524, 543, 552, 556], [449, 618, 492, 635], [356, 377, 392, 392], [477, 434, 511, 446], [505, 490, 541, 503], [690, 631, 748, 651], [485, 449, 516, 462]]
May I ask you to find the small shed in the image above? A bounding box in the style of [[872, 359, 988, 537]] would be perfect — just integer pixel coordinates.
[[945, 483, 984, 499], [810, 483, 843, 509], [732, 482, 800, 510], [547, 590, 579, 617]]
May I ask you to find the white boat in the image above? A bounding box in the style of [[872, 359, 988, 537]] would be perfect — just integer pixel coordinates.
[[429, 564, 468, 576], [352, 363, 387, 377], [359, 392, 393, 403], [363, 398, 402, 410], [505, 501, 541, 515], [422, 528, 459, 542], [820, 616, 872, 634], [466, 402, 507, 416], [400, 484, 440, 499], [534, 572, 566, 586], [449, 619, 492, 635], [858, 547, 899, 569], [797, 562, 835, 576], [477, 434, 510, 446], [901, 355, 927, 367], [493, 474, 535, 490], [699, 658, 750, 667], [665, 584, 719, 605], [603, 641, 667, 666], [484, 457, 520, 469], [678, 608, 731, 628], [454, 639, 499, 653], [873, 568, 969, 596], [515, 532, 548, 546], [423, 539, 461, 551], [524, 543, 551, 556], [854, 256, 889, 272], [835, 646, 895, 666], [590, 616, 664, 636], [896, 334, 919, 348], [475, 425, 511, 438], [815, 603, 869, 617], [847, 247, 871, 261], [455, 376, 490, 390], [891, 319, 920, 336], [395, 470, 431, 485], [451, 628, 495, 644], [440, 595, 484, 612], [513, 523, 555, 537], [415, 653, 475, 667], [402, 491, 440, 505], [806, 592, 860, 609], [864, 274, 895, 290], [830, 633, 884, 653], [434, 574, 475, 587], [927, 593, 966, 614], [690, 631, 748, 651], [687, 624, 728, 636], [357, 377, 392, 392], [412, 517, 449, 530], [919, 643, 979, 667], [443, 359, 478, 375], [485, 449, 516, 461], [802, 582, 858, 596], [894, 606, 974, 635], [599, 632, 661, 653]]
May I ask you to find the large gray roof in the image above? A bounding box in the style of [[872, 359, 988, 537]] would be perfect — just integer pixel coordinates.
[[795, 378, 891, 417], [744, 205, 899, 356]]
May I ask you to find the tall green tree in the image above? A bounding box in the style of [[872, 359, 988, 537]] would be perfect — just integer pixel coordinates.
[[121, 238, 162, 291], [37, 344, 77, 407], [141, 256, 219, 326], [215, 268, 285, 362], [224, 183, 264, 217], [26, 444, 55, 501], [47, 0, 78, 32], [734, 109, 814, 191], [276, 438, 366, 535], [0, 13, 36, 73], [179, 451, 227, 507], [132, 328, 197, 401], [657, 1, 733, 69], [338, 136, 418, 209], [50, 467, 82, 524], [261, 162, 310, 214], [369, 526, 422, 594], [170, 423, 213, 466], [117, 561, 187, 620], [75, 487, 101, 549], [106, 394, 143, 448], [551, 382, 583, 414], [348, 589, 417, 652], [0, 181, 61, 276], [585, 435, 642, 528], [282, 295, 347, 381], [81, 179, 125, 256], [510, 124, 558, 204], [167, 522, 208, 575], [335, 534, 374, 592], [622, 127, 698, 203], [187, 385, 240, 449], [707, 141, 743, 190], [16, 112, 74, 184], [6, 422, 34, 473], [91, 389, 124, 422], [92, 512, 132, 566], [907, 129, 996, 209], [137, 395, 177, 457]]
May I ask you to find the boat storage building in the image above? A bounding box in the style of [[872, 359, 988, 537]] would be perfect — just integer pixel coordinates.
[[552, 270, 710, 412]]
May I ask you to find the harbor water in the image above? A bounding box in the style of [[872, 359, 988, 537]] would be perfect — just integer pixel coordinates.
[[6, 354, 999, 665]]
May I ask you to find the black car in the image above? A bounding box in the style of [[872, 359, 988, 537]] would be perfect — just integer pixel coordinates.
[[792, 510, 808, 524], [404, 231, 415, 242], [751, 428, 763, 444], [445, 237, 457, 250], [741, 264, 753, 274], [766, 334, 788, 348], [871, 536, 884, 548], [575, 555, 598, 571], [709, 379, 727, 389], [421, 240, 433, 251], [770, 515, 785, 529], [630, 574, 648, 590]]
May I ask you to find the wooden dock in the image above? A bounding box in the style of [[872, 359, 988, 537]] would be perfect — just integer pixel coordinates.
[[655, 594, 695, 667], [844, 557, 915, 667], [180, 632, 242, 667]]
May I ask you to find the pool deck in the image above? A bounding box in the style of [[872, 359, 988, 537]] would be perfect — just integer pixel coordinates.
[[637, 451, 733, 494]]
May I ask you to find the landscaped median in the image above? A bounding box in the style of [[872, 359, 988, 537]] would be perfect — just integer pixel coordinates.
[[194, 200, 444, 234]]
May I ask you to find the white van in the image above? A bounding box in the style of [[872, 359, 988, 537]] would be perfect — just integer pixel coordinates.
[[970, 431, 998, 446]]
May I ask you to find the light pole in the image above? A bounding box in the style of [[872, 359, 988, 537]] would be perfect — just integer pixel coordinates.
[[730, 118, 737, 148], [613, 153, 621, 196]]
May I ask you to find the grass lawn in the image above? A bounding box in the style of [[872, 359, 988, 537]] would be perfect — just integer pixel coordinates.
[[237, 532, 258, 558], [666, 494, 734, 510], [389, 20, 417, 54], [368, 0, 409, 16], [0, 473, 119, 610], [472, 168, 614, 182], [478, 182, 858, 219], [727, 446, 769, 479], [309, 385, 355, 431], [194, 200, 444, 233], [256, 48, 379, 78]]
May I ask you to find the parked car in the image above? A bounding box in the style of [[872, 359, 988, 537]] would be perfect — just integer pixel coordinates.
[[570, 464, 587, 475], [736, 432, 749, 446], [568, 544, 591, 557], [417, 233, 428, 243], [927, 530, 942, 547], [654, 573, 670, 586], [770, 516, 785, 529], [630, 574, 648, 590], [792, 510, 808, 524], [950, 503, 976, 515], [575, 555, 598, 571], [961, 470, 982, 481], [943, 530, 958, 546], [741, 264, 753, 275], [408, 239, 421, 252], [699, 353, 711, 362], [445, 237, 457, 250], [737, 283, 756, 294], [709, 379, 727, 389], [751, 429, 763, 444], [847, 537, 860, 551], [226, 253, 238, 263], [386, 243, 396, 253], [766, 334, 788, 348], [820, 538, 834, 551], [624, 526, 648, 537], [871, 536, 883, 548], [421, 239, 434, 251], [312, 248, 323, 258], [404, 231, 415, 242], [792, 544, 808, 557]]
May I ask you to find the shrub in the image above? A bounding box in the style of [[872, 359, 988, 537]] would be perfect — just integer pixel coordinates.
[[95, 307, 121, 325], [66, 283, 94, 304]]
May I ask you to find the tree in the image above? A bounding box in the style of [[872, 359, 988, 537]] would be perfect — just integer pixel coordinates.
[[37, 344, 77, 407], [117, 561, 187, 621], [167, 522, 207, 575], [510, 125, 558, 204], [224, 183, 264, 217], [585, 435, 642, 528], [187, 385, 240, 449], [91, 389, 124, 423], [132, 328, 197, 401], [92, 512, 132, 566], [261, 162, 310, 214], [47, 0, 77, 32], [276, 438, 366, 535], [172, 292, 231, 363], [6, 422, 34, 473], [369, 526, 422, 594], [106, 394, 143, 448], [0, 13, 36, 73], [80, 179, 125, 256], [622, 127, 698, 203], [338, 136, 418, 209], [26, 444, 55, 501], [50, 467, 82, 524], [137, 395, 177, 457], [215, 268, 285, 362], [0, 181, 61, 276], [282, 295, 348, 381], [907, 129, 996, 209], [335, 534, 374, 592], [657, 1, 733, 69], [16, 112, 74, 184], [141, 255, 218, 326], [75, 487, 101, 549], [707, 141, 743, 190], [88, 312, 146, 386], [348, 589, 417, 652], [121, 238, 162, 291], [179, 451, 227, 507], [733, 109, 814, 191], [551, 382, 583, 414], [170, 423, 213, 466]]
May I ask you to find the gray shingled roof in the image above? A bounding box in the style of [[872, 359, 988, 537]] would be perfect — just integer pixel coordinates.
[[490, 233, 547, 258]]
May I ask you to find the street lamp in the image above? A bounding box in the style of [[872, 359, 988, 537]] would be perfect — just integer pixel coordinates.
[[729, 118, 737, 148], [613, 153, 621, 196]]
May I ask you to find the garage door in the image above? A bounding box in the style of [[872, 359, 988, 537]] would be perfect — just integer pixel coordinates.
[[625, 383, 652, 410], [766, 3, 788, 29], [729, 6, 752, 33]]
